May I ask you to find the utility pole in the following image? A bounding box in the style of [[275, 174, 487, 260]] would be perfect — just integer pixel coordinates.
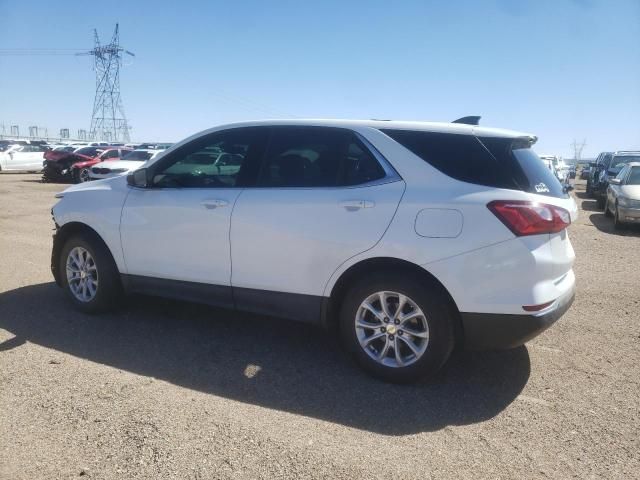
[[77, 24, 134, 143]]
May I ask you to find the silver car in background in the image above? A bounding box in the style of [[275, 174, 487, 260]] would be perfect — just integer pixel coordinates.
[[605, 161, 640, 229]]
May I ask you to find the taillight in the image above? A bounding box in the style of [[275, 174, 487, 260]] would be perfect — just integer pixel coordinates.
[[487, 200, 570, 236]]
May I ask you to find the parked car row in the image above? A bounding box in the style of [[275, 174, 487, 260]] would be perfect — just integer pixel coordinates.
[[0, 139, 172, 183], [539, 154, 573, 190], [587, 150, 640, 229]]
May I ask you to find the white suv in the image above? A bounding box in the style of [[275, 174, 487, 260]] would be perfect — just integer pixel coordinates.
[[51, 119, 577, 382]]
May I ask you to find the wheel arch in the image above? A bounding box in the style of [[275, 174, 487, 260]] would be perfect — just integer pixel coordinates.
[[322, 257, 463, 344], [51, 221, 118, 286]]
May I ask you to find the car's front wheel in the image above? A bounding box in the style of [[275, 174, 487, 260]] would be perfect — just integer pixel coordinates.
[[59, 232, 122, 313], [339, 273, 455, 383], [613, 204, 625, 230], [604, 198, 613, 217], [73, 168, 91, 183]]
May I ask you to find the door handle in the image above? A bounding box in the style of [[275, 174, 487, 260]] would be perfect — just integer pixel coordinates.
[[201, 199, 229, 209], [340, 200, 375, 211]]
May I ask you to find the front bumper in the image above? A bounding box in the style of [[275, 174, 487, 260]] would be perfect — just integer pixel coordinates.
[[618, 206, 640, 222], [461, 286, 575, 350]]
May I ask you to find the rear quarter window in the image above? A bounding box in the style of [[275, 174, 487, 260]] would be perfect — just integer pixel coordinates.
[[381, 129, 567, 198]]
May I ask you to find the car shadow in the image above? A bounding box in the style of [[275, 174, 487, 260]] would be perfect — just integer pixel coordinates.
[[581, 198, 602, 212], [589, 213, 640, 236], [0, 283, 531, 435]]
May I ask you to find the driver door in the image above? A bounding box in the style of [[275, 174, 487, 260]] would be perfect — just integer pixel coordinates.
[[119, 127, 268, 307]]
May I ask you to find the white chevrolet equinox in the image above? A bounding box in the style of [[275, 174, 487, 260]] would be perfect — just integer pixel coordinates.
[[51, 118, 577, 382]]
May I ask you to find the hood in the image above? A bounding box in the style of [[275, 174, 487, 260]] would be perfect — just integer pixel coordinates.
[[56, 175, 128, 198], [620, 185, 640, 200]]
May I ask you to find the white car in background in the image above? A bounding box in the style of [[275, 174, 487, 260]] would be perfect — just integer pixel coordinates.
[[89, 149, 160, 180], [540, 155, 569, 184], [0, 143, 47, 172]]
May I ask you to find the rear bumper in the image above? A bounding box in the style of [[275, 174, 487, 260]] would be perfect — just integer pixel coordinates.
[[461, 286, 575, 350]]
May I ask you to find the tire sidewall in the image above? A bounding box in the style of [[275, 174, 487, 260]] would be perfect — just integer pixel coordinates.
[[339, 274, 454, 383]]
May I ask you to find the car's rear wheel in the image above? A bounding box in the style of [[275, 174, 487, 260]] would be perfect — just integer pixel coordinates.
[[339, 273, 455, 383], [59, 232, 122, 313]]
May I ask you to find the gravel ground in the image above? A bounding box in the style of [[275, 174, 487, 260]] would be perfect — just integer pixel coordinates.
[[1, 173, 638, 479]]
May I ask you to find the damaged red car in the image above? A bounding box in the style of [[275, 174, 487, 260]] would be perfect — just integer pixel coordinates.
[[42, 146, 132, 183]]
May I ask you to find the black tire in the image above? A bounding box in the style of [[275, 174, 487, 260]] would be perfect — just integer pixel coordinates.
[[59, 231, 123, 313], [613, 204, 625, 230], [72, 168, 91, 184], [596, 196, 605, 209], [604, 198, 613, 217], [339, 273, 455, 383]]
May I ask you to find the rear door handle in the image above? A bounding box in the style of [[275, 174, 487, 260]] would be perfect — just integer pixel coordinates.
[[340, 200, 375, 211], [201, 199, 229, 209]]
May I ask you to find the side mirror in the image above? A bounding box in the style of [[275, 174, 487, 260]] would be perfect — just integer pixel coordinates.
[[609, 178, 621, 186], [127, 167, 151, 188]]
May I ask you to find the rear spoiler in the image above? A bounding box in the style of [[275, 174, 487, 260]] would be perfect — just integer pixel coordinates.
[[452, 116, 481, 126]]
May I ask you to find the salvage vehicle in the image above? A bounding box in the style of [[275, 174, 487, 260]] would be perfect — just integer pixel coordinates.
[[51, 118, 577, 382], [42, 146, 107, 182], [595, 151, 640, 209], [605, 162, 640, 229], [88, 149, 160, 180], [70, 147, 133, 183], [0, 143, 47, 172]]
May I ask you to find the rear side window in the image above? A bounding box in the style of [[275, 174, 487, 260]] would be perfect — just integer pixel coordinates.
[[382, 129, 567, 198], [258, 127, 385, 187], [381, 130, 505, 188]]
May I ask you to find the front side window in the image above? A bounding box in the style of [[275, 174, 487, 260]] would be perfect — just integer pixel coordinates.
[[257, 127, 385, 187], [152, 127, 267, 188], [627, 166, 640, 185]]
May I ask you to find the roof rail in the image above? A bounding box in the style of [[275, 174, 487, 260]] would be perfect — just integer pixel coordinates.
[[452, 116, 481, 126]]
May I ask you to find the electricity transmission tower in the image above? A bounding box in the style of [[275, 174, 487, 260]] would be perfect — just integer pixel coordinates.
[[77, 24, 134, 143], [571, 139, 587, 162]]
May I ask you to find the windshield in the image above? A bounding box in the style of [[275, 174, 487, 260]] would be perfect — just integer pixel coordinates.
[[122, 150, 153, 161], [75, 147, 102, 156], [611, 156, 640, 170]]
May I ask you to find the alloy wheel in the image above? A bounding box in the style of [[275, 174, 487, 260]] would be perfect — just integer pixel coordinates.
[[66, 246, 99, 302], [354, 291, 429, 368]]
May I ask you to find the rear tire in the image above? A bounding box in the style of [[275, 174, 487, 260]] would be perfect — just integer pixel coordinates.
[[339, 273, 455, 383], [59, 232, 122, 313]]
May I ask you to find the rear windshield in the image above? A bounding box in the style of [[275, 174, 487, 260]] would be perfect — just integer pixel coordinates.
[[381, 129, 567, 198]]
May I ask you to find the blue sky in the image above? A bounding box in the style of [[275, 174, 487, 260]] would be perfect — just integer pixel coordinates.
[[1, 0, 638, 158]]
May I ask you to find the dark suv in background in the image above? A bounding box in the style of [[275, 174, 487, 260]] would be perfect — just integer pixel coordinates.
[[592, 152, 640, 208]]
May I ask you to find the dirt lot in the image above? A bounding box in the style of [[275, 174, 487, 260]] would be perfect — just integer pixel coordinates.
[[0, 173, 638, 479]]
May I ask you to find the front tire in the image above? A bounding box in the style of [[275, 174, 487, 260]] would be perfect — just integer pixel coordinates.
[[613, 204, 625, 230], [59, 232, 122, 313], [596, 196, 605, 209], [73, 167, 91, 184], [339, 273, 455, 383], [604, 198, 613, 217]]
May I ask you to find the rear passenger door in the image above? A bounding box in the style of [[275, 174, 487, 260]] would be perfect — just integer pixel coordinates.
[[230, 126, 405, 322]]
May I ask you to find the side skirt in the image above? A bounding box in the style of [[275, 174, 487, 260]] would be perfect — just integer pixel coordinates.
[[121, 274, 325, 325]]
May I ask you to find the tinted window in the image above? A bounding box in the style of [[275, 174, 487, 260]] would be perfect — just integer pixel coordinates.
[[382, 129, 567, 198], [75, 147, 102, 156], [152, 128, 267, 188], [258, 127, 385, 187], [381, 129, 512, 188]]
